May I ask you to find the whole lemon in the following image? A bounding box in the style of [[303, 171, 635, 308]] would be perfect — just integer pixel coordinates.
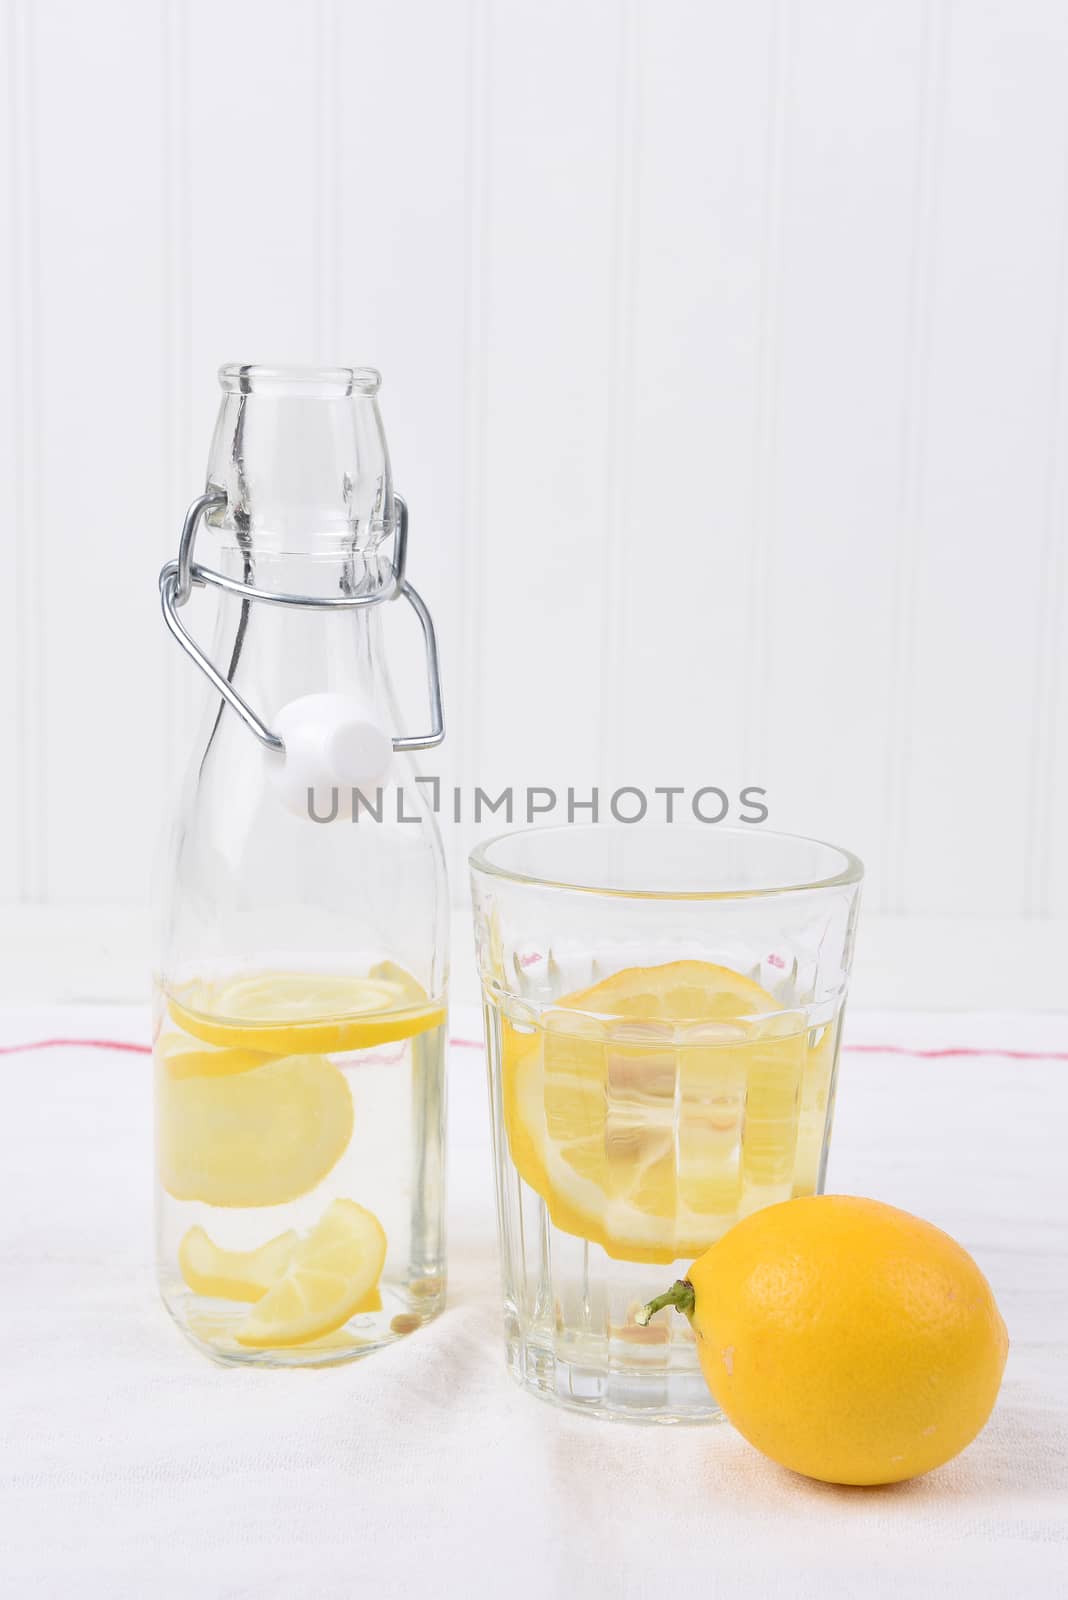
[[652, 1195, 1008, 1485]]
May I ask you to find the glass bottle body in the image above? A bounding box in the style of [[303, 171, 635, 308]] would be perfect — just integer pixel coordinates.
[[155, 369, 448, 1366]]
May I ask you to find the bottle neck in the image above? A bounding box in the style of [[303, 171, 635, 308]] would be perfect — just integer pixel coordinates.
[[207, 546, 400, 732]]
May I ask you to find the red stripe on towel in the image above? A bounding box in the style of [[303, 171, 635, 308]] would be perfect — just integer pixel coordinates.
[[843, 1042, 1068, 1061], [0, 1036, 151, 1056]]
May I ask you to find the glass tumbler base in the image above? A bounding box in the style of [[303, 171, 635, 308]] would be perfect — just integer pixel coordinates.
[[505, 1329, 724, 1425]]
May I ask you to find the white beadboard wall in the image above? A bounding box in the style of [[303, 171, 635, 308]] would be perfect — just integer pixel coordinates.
[[1, 0, 1066, 1006]]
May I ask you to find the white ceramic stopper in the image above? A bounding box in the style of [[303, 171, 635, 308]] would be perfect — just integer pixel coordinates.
[[267, 693, 393, 821]]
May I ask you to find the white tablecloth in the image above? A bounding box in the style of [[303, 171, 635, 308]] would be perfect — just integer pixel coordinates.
[[1, 1005, 1065, 1598]]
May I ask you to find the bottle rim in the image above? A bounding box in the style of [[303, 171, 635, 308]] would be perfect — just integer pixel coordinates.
[[217, 363, 382, 397]]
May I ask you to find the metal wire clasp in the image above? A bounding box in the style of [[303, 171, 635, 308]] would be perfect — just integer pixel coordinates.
[[158, 490, 444, 753]]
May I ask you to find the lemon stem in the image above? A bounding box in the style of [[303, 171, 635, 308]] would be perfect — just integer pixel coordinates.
[[635, 1279, 695, 1327]]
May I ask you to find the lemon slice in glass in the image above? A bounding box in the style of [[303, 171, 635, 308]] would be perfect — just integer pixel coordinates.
[[157, 1053, 354, 1207], [168, 968, 444, 1056], [504, 960, 808, 1264], [235, 1199, 387, 1347]]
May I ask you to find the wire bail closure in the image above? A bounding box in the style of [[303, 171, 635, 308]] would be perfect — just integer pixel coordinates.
[[159, 489, 444, 753]]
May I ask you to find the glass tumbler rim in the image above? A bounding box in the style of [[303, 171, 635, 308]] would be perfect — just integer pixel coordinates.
[[469, 823, 863, 902]]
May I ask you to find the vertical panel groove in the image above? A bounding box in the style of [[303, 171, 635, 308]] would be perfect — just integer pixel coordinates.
[[599, 0, 641, 784], [8, 0, 43, 901], [161, 0, 191, 792], [316, 0, 341, 360], [882, 0, 950, 914], [458, 0, 491, 882], [1026, 125, 1068, 918], [743, 0, 795, 785]]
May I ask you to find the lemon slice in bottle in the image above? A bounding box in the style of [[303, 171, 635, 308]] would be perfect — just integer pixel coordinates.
[[168, 968, 444, 1056], [157, 1053, 354, 1207], [177, 1224, 383, 1312], [156, 1033, 270, 1079], [178, 1226, 299, 1302], [235, 1199, 388, 1348], [503, 960, 808, 1265]]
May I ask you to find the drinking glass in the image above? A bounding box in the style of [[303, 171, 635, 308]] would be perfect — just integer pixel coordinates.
[[470, 824, 863, 1422]]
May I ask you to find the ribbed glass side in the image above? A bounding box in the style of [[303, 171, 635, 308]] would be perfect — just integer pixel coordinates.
[[482, 995, 845, 1423]]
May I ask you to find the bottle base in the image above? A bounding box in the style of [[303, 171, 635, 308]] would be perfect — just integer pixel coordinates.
[[161, 1282, 446, 1370]]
